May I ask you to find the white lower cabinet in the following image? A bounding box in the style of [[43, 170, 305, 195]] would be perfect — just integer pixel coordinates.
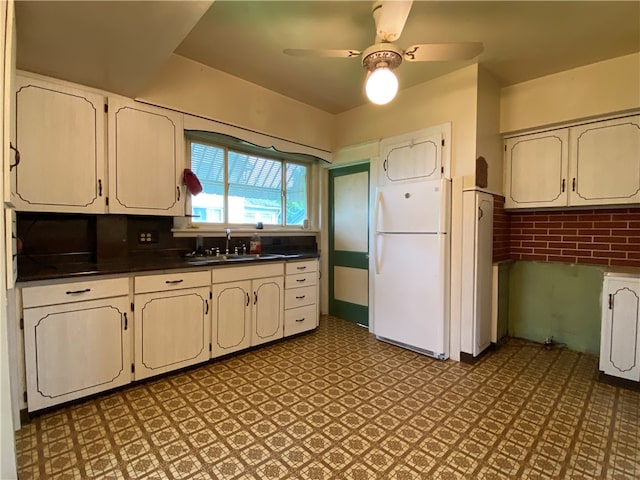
[[133, 271, 211, 380], [211, 263, 284, 357], [284, 259, 319, 336], [600, 273, 640, 382], [22, 277, 130, 411]]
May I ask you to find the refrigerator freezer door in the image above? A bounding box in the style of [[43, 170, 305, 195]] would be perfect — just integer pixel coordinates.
[[373, 233, 449, 358], [375, 179, 449, 234]]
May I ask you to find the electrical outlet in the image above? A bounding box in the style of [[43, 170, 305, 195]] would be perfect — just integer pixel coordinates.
[[138, 231, 158, 244]]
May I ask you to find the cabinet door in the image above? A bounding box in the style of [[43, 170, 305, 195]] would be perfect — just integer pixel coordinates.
[[211, 280, 251, 357], [252, 276, 284, 346], [569, 115, 640, 206], [600, 277, 640, 381], [13, 75, 106, 213], [461, 191, 494, 356], [108, 97, 184, 215], [134, 287, 210, 380], [23, 296, 130, 411], [504, 130, 569, 209], [379, 130, 442, 185]]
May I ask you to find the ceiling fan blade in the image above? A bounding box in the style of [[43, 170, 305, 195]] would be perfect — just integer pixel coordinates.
[[373, 0, 414, 43], [403, 42, 484, 62], [283, 49, 361, 58]]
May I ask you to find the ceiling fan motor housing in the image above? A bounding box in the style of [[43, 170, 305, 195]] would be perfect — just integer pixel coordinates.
[[362, 43, 403, 71]]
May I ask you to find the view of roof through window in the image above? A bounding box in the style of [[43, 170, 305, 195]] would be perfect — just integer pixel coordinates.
[[190, 142, 307, 225]]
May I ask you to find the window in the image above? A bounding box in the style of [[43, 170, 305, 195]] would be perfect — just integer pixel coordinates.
[[189, 140, 309, 226]]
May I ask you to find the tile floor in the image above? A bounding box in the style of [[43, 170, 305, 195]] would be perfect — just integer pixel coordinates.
[[15, 316, 640, 479]]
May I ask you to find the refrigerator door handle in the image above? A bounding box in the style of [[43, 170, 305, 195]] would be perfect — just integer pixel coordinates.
[[374, 234, 382, 274], [373, 189, 382, 234]]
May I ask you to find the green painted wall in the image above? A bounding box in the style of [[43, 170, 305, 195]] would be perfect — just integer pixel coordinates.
[[496, 261, 512, 342], [507, 261, 604, 354]]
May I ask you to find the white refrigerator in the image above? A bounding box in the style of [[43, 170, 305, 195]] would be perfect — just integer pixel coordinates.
[[372, 178, 451, 359]]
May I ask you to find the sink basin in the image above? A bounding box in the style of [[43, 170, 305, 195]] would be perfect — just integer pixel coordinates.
[[222, 253, 282, 261]]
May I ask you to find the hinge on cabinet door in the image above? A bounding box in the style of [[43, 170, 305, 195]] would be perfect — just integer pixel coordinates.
[[23, 391, 27, 403], [131, 364, 135, 374], [209, 343, 212, 352], [19, 318, 23, 330], [104, 103, 108, 113], [441, 166, 444, 174], [131, 302, 134, 312], [504, 144, 507, 152], [106, 197, 109, 206], [209, 291, 212, 300], [442, 139, 445, 147]]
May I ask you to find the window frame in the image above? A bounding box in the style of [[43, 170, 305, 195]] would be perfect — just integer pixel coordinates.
[[186, 137, 312, 230]]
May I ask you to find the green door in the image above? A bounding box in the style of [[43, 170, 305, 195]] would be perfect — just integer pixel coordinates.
[[328, 163, 370, 326]]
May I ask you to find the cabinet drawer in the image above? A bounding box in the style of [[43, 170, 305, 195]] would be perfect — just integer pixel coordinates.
[[213, 263, 284, 283], [284, 304, 317, 336], [22, 277, 129, 308], [285, 260, 318, 275], [285, 286, 317, 309], [135, 270, 210, 294], [286, 272, 317, 289]]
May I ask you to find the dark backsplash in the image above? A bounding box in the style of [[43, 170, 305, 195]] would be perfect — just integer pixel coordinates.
[[17, 212, 317, 272]]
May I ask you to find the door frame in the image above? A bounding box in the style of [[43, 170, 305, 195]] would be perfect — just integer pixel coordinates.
[[328, 162, 370, 326]]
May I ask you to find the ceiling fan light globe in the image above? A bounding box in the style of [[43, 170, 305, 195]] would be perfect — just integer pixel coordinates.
[[365, 67, 398, 105]]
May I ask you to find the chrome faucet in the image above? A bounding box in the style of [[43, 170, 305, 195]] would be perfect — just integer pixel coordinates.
[[225, 228, 231, 255]]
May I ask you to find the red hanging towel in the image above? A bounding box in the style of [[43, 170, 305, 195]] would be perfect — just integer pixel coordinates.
[[183, 169, 203, 195]]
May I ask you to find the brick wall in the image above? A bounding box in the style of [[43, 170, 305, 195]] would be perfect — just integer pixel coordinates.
[[492, 195, 511, 262], [508, 208, 640, 268]]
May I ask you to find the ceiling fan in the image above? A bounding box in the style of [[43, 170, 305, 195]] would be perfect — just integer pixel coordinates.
[[284, 0, 483, 105]]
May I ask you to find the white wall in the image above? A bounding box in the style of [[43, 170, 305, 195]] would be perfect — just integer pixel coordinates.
[[500, 53, 640, 134], [475, 66, 503, 195], [137, 54, 335, 153]]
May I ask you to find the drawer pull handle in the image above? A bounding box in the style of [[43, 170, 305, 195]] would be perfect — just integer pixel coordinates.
[[296, 295, 306, 299], [165, 280, 184, 284], [296, 278, 306, 283], [296, 266, 307, 270], [295, 318, 305, 323], [66, 288, 91, 295]]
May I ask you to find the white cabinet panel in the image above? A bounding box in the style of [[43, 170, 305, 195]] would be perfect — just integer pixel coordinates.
[[600, 275, 640, 382], [569, 115, 640, 206], [504, 114, 640, 210], [504, 130, 568, 209], [252, 276, 284, 346], [211, 280, 252, 357], [461, 191, 494, 357], [23, 295, 130, 411], [380, 130, 442, 184], [108, 96, 184, 215], [13, 74, 106, 213], [134, 287, 210, 380]]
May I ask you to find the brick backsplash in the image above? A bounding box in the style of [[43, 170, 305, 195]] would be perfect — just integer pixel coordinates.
[[508, 208, 640, 267], [492, 195, 511, 262]]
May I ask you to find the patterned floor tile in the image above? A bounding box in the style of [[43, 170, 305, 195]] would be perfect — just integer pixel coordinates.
[[14, 316, 640, 479]]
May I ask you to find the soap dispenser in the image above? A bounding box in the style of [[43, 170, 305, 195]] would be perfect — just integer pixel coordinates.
[[249, 233, 262, 254]]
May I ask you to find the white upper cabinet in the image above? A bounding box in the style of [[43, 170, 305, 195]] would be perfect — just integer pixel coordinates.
[[12, 74, 107, 213], [504, 130, 569, 209], [107, 96, 185, 215], [568, 116, 640, 206], [504, 114, 640, 210], [378, 126, 447, 186]]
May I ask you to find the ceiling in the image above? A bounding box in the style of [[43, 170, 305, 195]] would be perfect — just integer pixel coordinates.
[[15, 1, 640, 115]]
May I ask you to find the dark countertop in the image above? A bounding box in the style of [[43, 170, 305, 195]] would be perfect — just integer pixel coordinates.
[[16, 252, 320, 284]]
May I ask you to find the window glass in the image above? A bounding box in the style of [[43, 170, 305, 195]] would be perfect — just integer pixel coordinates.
[[228, 151, 282, 225], [286, 163, 307, 226], [189, 140, 309, 227]]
